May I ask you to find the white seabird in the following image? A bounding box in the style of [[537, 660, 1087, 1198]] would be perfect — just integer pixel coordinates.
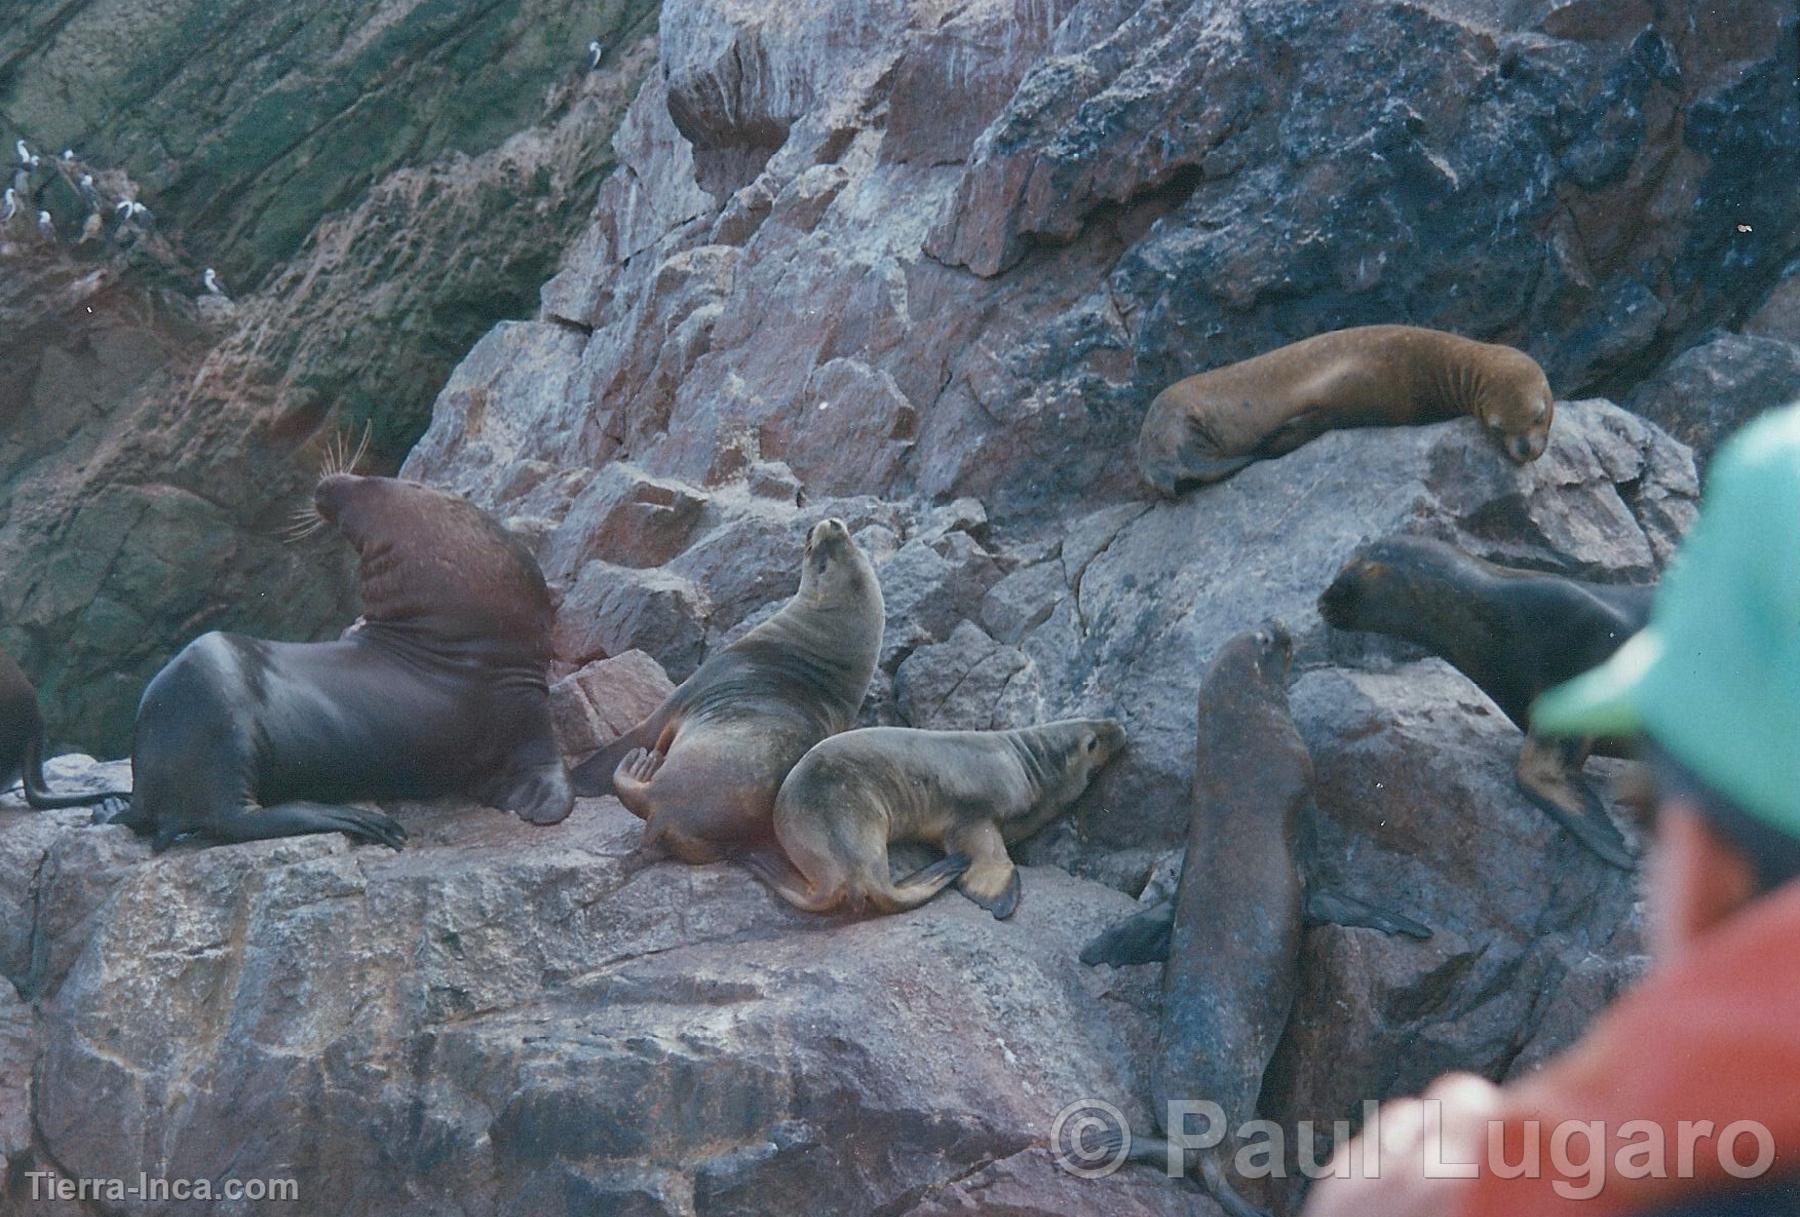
[[588, 39, 605, 70], [36, 210, 54, 238], [203, 267, 226, 296], [1, 188, 16, 222]]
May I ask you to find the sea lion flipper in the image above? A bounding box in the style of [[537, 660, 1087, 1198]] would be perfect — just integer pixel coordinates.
[[949, 822, 1021, 919], [20, 727, 132, 810], [1079, 899, 1175, 967], [1303, 885, 1433, 939], [209, 802, 409, 851], [570, 720, 660, 797], [1515, 733, 1637, 871]]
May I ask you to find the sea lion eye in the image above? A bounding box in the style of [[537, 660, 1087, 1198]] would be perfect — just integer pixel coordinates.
[[1084, 734, 1099, 754]]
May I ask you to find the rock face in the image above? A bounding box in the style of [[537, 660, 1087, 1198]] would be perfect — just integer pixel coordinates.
[[6, 0, 1798, 1213]]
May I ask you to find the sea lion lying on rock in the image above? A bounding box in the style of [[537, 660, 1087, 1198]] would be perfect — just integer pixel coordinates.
[[114, 473, 572, 850], [745, 719, 1126, 918], [1136, 324, 1554, 495], [1319, 535, 1653, 870]]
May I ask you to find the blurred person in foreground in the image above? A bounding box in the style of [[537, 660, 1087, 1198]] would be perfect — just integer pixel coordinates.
[[1304, 403, 1800, 1217]]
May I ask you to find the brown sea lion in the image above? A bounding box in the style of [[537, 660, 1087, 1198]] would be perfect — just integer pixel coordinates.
[[744, 718, 1126, 919], [1136, 325, 1555, 495], [112, 473, 571, 850], [0, 646, 130, 810], [1319, 534, 1654, 870], [1080, 625, 1429, 1217], [569, 518, 884, 864]]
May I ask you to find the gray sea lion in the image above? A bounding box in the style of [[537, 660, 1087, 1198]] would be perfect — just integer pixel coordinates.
[[1319, 534, 1654, 870], [744, 718, 1126, 918], [1136, 325, 1555, 496], [113, 473, 572, 850], [570, 518, 884, 864], [1081, 625, 1429, 1217], [1, 647, 131, 810]]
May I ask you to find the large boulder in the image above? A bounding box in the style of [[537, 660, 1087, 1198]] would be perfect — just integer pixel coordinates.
[[24, 797, 1168, 1217]]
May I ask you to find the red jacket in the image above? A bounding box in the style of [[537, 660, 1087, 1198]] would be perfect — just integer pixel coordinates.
[[1457, 881, 1800, 1217]]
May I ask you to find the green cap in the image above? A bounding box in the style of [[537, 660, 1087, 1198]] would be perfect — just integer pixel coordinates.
[[1533, 402, 1800, 837]]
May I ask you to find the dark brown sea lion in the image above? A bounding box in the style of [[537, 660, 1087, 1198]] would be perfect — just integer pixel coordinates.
[[569, 518, 884, 864], [1137, 325, 1555, 495], [0, 646, 130, 809], [112, 473, 571, 850], [744, 718, 1126, 918], [1080, 625, 1429, 1217], [1319, 535, 1654, 870]]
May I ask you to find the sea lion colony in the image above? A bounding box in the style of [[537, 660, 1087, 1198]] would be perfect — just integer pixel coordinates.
[[6, 318, 1655, 1212]]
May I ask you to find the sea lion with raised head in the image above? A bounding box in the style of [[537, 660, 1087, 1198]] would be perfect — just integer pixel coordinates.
[[1080, 625, 1429, 1217], [1137, 325, 1555, 496], [1, 647, 131, 810], [113, 473, 572, 850], [1318, 534, 1654, 870], [570, 518, 884, 864], [744, 718, 1126, 919]]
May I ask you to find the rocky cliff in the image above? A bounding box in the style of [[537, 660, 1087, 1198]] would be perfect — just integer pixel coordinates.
[[4, 0, 1800, 1214]]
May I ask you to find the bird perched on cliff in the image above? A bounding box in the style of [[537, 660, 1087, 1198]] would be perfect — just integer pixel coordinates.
[[13, 140, 38, 169], [60, 148, 75, 163], [587, 39, 605, 70], [0, 188, 17, 224], [36, 210, 55, 240], [202, 267, 228, 297], [77, 173, 99, 210]]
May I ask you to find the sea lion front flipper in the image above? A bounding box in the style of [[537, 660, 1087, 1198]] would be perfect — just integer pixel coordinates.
[[950, 821, 1021, 919], [209, 802, 409, 851], [1515, 733, 1637, 871], [1304, 885, 1433, 939], [1079, 899, 1174, 966]]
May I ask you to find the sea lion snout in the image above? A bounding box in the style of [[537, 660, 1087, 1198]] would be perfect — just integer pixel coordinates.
[[1506, 427, 1549, 463], [1085, 719, 1128, 763], [312, 472, 365, 525]]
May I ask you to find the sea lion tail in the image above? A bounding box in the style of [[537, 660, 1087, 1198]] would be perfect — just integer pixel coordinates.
[[20, 727, 132, 810], [1079, 899, 1175, 966], [1200, 1155, 1271, 1217]]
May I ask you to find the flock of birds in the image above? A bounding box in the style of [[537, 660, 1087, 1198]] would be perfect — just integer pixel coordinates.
[[2, 137, 225, 300], [4, 35, 615, 304]]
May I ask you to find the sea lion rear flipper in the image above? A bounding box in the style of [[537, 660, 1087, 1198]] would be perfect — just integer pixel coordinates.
[[20, 728, 132, 810], [1079, 899, 1174, 966], [1304, 885, 1432, 939], [1515, 733, 1637, 871]]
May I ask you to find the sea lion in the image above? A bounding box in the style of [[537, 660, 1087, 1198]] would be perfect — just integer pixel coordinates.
[[1080, 625, 1429, 1217], [112, 473, 571, 850], [1319, 535, 1653, 870], [1136, 325, 1555, 495], [744, 718, 1126, 919], [0, 646, 131, 810], [569, 518, 884, 864]]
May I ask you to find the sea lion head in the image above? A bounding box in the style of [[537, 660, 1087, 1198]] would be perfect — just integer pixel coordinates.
[[1319, 536, 1462, 639], [1030, 717, 1128, 803], [1477, 347, 1554, 464], [1214, 621, 1294, 693], [1135, 386, 1197, 499], [798, 517, 880, 609], [314, 473, 553, 663]]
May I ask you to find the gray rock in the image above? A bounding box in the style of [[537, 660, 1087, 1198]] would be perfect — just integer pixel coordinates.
[[1627, 332, 1800, 469], [29, 799, 1158, 1217]]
